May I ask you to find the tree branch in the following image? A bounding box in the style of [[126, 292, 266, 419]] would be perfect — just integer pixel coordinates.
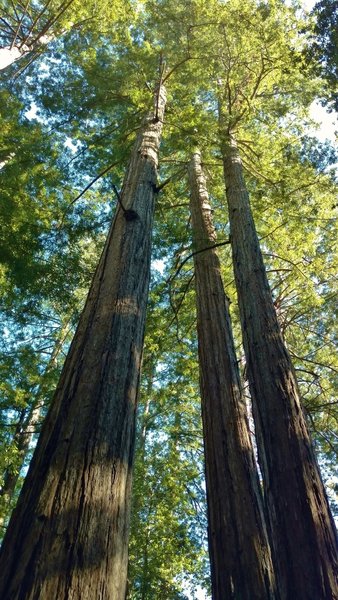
[[168, 240, 230, 284]]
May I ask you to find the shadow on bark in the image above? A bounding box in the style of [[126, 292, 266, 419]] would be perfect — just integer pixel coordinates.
[[0, 321, 140, 600]]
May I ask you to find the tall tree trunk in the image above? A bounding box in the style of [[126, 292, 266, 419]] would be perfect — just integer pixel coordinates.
[[188, 151, 275, 600], [0, 46, 25, 70], [220, 130, 338, 600], [0, 84, 166, 600]]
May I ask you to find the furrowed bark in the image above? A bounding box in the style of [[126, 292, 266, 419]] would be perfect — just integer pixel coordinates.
[[220, 130, 338, 600], [188, 151, 275, 600], [0, 84, 166, 600]]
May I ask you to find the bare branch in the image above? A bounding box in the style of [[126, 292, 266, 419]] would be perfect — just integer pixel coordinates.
[[168, 240, 230, 285]]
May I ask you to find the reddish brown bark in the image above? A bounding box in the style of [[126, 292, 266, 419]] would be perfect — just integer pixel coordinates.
[[0, 85, 166, 600], [221, 131, 338, 600], [189, 151, 276, 600]]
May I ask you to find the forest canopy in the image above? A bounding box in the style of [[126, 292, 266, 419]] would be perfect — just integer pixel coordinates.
[[0, 0, 337, 598]]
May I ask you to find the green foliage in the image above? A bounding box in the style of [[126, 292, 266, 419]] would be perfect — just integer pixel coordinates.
[[127, 271, 209, 598], [0, 0, 337, 591], [0, 0, 133, 72], [309, 0, 338, 110]]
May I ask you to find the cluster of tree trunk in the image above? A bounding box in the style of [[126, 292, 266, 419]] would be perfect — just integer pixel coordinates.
[[220, 123, 338, 599], [188, 151, 275, 600], [0, 80, 337, 600], [188, 143, 337, 599]]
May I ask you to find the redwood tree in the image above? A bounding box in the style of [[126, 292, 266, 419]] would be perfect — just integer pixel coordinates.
[[189, 150, 275, 599], [0, 83, 166, 600], [220, 124, 338, 599]]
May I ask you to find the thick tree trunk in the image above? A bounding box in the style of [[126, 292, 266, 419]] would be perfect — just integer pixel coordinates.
[[221, 133, 338, 600], [0, 37, 53, 70], [188, 151, 275, 600], [0, 84, 166, 600]]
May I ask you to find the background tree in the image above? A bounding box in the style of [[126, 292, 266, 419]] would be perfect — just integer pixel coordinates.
[[0, 0, 130, 71], [308, 0, 338, 110]]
